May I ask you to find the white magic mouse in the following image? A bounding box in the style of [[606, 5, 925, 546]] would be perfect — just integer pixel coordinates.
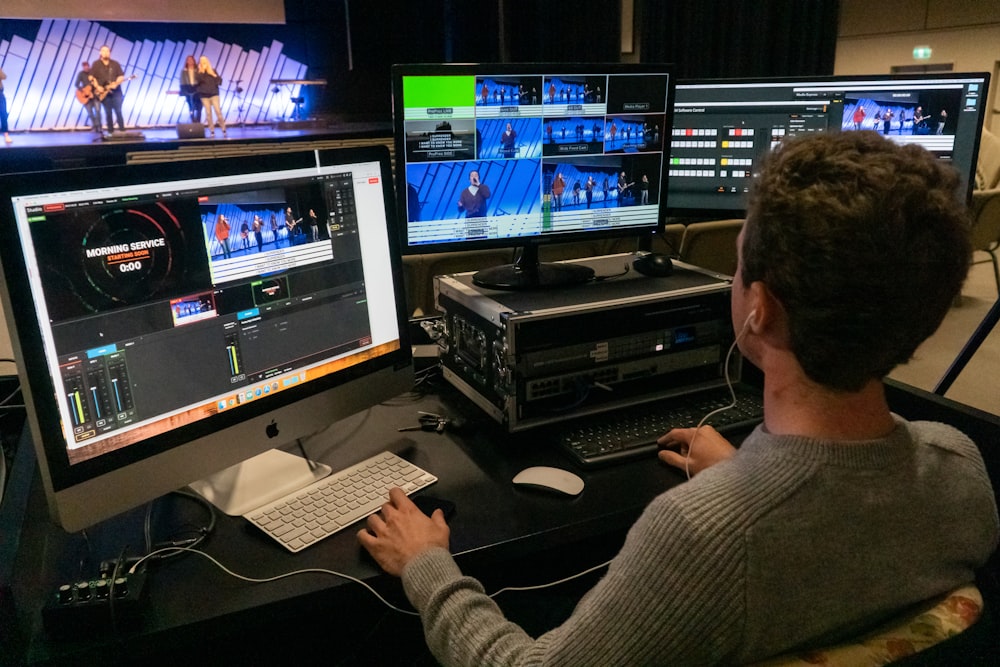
[[512, 466, 585, 496]]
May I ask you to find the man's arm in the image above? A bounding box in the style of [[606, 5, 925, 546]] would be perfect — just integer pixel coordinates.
[[389, 488, 745, 666], [111, 62, 125, 87]]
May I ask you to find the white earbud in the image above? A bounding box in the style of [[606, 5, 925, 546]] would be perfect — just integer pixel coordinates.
[[737, 309, 757, 340]]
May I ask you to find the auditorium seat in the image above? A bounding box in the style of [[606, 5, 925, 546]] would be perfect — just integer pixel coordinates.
[[678, 218, 744, 276], [971, 127, 1000, 294], [644, 223, 686, 257]]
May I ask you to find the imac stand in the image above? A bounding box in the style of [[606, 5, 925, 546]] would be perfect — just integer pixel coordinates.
[[188, 449, 332, 516]]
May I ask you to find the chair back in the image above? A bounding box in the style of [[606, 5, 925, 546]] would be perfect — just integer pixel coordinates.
[[652, 223, 686, 257], [751, 584, 986, 666], [678, 219, 744, 276], [976, 128, 1000, 191]]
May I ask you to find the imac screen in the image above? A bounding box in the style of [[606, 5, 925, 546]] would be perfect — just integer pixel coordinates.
[[0, 145, 412, 531], [667, 72, 990, 216], [392, 63, 674, 289]]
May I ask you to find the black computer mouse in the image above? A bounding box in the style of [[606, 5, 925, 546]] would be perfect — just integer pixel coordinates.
[[632, 253, 674, 277]]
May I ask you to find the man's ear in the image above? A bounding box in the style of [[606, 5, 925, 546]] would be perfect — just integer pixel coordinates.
[[748, 280, 790, 346]]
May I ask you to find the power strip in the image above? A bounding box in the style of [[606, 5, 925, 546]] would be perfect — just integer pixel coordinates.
[[42, 571, 148, 638]]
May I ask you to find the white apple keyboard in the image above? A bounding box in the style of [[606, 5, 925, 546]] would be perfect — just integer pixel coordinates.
[[245, 451, 437, 552]]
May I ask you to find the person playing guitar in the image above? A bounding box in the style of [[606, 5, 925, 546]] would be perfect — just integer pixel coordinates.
[[92, 74, 136, 102], [284, 207, 303, 245], [617, 171, 635, 206], [74, 61, 102, 133], [88, 45, 128, 134]]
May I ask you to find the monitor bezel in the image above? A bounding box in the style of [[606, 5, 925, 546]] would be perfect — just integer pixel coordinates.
[[0, 145, 414, 531], [665, 71, 991, 218], [390, 61, 676, 256]]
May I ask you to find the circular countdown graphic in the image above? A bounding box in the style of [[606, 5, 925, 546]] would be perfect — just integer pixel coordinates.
[[78, 202, 183, 309]]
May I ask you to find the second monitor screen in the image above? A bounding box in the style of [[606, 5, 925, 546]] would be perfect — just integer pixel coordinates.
[[667, 74, 988, 215], [396, 68, 671, 251]]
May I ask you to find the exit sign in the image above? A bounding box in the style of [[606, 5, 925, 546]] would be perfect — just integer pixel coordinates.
[[913, 46, 933, 60]]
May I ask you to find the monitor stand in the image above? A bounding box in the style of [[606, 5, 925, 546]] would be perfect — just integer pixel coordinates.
[[188, 449, 332, 516], [472, 243, 594, 290], [934, 296, 1000, 396]]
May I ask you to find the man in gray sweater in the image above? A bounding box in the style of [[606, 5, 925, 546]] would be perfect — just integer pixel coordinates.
[[358, 131, 999, 665]]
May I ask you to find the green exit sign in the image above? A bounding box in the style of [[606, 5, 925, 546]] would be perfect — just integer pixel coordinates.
[[913, 46, 933, 60]]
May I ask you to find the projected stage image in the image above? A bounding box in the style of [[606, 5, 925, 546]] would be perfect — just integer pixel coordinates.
[[405, 159, 541, 223], [841, 86, 963, 136], [477, 117, 543, 160]]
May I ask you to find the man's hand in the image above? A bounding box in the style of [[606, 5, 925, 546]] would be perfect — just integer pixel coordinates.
[[357, 487, 450, 576], [657, 425, 736, 476]]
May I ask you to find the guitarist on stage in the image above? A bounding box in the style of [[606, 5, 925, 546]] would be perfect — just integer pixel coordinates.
[[284, 207, 303, 246], [89, 45, 127, 134], [617, 171, 634, 206], [74, 61, 102, 133]]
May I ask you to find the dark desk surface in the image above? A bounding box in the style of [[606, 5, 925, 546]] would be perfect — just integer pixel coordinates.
[[4, 379, 999, 666], [4, 381, 687, 666]]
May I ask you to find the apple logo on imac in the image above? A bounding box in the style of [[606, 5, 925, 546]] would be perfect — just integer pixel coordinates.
[[265, 420, 280, 439]]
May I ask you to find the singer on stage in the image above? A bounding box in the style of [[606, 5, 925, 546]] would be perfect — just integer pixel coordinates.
[[197, 56, 226, 137], [0, 67, 11, 143], [179, 55, 201, 123]]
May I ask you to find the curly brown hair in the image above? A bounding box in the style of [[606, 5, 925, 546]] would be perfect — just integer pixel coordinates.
[[741, 131, 971, 392]]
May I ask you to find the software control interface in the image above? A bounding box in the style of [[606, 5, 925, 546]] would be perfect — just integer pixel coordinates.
[[667, 74, 989, 214], [8, 156, 400, 469]]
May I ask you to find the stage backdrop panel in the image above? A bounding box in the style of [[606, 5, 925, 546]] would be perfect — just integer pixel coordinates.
[[0, 0, 285, 24], [0, 19, 308, 131]]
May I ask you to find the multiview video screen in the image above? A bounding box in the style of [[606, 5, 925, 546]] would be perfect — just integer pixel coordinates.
[[392, 64, 674, 254]]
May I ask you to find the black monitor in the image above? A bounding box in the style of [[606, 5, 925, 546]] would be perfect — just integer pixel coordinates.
[[666, 72, 990, 217], [0, 145, 413, 531], [391, 63, 675, 289]]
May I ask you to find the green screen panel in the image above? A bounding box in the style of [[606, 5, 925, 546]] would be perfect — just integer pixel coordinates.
[[402, 75, 475, 108]]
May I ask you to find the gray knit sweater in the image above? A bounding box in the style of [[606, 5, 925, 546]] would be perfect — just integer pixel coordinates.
[[401, 417, 999, 666]]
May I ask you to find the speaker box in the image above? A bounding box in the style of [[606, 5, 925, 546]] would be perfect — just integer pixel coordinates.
[[177, 123, 206, 139]]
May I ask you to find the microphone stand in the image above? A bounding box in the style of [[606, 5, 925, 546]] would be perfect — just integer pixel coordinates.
[[231, 81, 246, 127]]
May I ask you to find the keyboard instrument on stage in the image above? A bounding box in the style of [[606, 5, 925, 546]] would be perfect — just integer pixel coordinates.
[[269, 78, 327, 86]]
